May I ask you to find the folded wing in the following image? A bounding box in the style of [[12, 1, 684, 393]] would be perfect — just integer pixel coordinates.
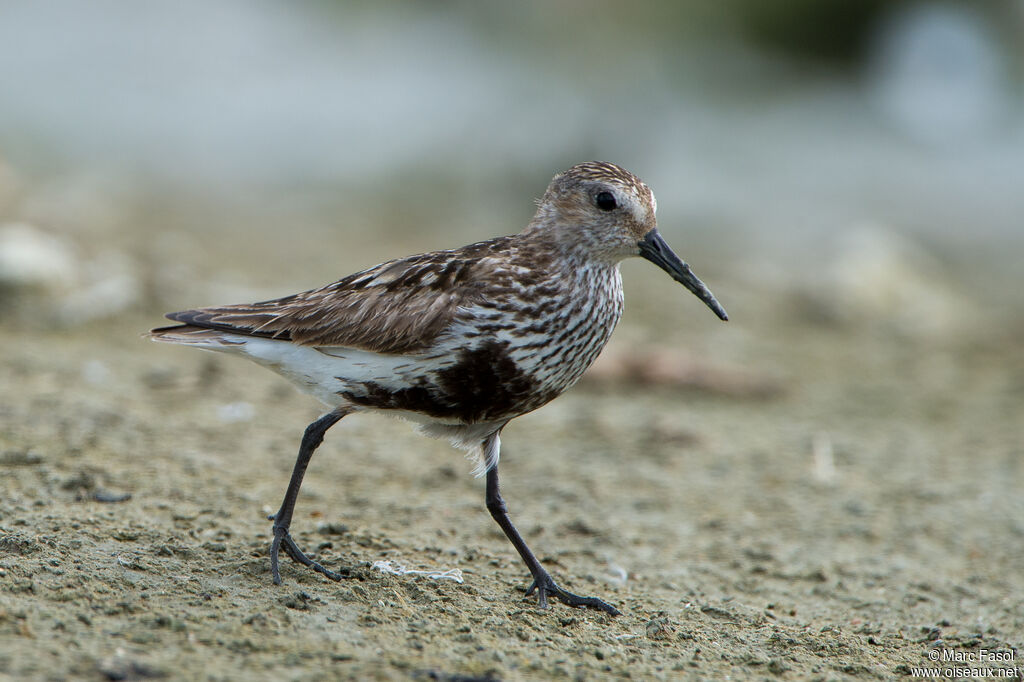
[[151, 240, 511, 354]]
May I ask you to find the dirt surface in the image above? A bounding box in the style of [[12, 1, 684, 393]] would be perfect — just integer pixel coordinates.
[[2, 257, 1023, 680]]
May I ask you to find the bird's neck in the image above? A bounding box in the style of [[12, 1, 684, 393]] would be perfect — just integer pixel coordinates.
[[518, 220, 624, 272]]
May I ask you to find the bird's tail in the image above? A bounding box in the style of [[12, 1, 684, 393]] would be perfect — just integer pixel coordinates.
[[147, 324, 246, 351]]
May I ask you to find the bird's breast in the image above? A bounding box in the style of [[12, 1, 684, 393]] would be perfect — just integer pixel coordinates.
[[503, 264, 624, 400], [338, 264, 624, 425]]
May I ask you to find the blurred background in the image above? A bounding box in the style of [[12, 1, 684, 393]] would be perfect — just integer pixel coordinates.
[[2, 6, 1022, 677], [0, 0, 1022, 335]]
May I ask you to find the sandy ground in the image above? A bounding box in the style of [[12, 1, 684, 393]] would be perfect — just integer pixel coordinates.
[[2, 256, 1023, 680]]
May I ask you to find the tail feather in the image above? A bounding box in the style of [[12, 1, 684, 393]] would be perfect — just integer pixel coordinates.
[[147, 324, 246, 349]]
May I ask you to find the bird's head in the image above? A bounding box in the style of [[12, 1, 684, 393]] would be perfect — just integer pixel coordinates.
[[531, 161, 728, 321]]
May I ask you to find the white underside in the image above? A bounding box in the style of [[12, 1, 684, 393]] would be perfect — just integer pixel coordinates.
[[151, 330, 503, 474]]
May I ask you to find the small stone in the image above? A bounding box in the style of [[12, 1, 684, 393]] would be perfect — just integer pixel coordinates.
[[646, 615, 676, 640]]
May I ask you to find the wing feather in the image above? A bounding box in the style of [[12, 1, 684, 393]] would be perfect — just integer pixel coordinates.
[[158, 237, 515, 355]]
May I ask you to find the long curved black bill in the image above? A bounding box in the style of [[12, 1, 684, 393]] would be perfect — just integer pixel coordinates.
[[638, 230, 728, 321]]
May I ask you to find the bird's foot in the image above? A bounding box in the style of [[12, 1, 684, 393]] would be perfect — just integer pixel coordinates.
[[268, 515, 346, 584], [525, 572, 620, 616]]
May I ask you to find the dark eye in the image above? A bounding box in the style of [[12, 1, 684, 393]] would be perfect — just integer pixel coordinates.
[[595, 191, 617, 211]]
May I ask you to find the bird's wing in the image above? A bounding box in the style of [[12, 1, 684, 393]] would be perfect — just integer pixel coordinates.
[[156, 238, 514, 355]]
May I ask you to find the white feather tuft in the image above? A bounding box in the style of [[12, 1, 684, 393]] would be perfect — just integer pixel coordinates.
[[416, 422, 501, 477]]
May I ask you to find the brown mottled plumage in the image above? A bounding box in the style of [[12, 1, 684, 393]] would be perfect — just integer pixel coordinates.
[[148, 161, 727, 615], [154, 238, 518, 353]]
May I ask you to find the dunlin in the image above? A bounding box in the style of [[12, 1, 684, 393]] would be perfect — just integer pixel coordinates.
[[150, 161, 727, 615]]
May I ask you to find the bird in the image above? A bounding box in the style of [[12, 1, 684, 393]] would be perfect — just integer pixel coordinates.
[[148, 161, 728, 615]]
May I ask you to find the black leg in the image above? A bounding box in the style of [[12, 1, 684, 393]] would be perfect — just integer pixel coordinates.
[[483, 433, 619, 616], [268, 407, 350, 584]]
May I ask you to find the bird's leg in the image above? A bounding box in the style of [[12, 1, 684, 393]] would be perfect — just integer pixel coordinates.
[[482, 434, 619, 616], [268, 407, 351, 584]]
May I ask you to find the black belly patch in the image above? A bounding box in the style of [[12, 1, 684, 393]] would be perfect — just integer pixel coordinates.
[[338, 340, 546, 423]]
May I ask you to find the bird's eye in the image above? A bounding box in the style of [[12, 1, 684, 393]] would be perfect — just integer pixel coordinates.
[[595, 191, 617, 211]]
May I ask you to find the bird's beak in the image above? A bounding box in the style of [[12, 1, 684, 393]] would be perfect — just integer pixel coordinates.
[[637, 229, 728, 321]]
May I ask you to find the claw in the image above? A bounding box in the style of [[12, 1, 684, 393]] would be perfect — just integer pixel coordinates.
[[269, 524, 346, 584], [524, 573, 619, 616]]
